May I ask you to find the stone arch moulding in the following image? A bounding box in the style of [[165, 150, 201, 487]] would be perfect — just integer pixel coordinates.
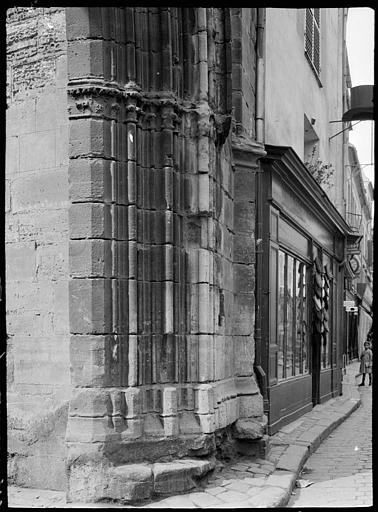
[[65, 7, 265, 503]]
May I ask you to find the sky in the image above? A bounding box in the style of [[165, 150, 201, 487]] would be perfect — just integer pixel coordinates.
[[346, 7, 375, 185]]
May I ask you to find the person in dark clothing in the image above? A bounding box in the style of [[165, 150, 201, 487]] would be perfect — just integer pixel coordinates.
[[358, 341, 373, 386]]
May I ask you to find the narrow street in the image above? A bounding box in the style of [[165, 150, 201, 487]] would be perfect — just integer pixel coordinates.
[[287, 384, 372, 508]]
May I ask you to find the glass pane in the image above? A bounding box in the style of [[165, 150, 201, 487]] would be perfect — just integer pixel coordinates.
[[303, 267, 308, 373], [295, 262, 304, 375], [277, 251, 285, 380], [286, 256, 294, 377], [270, 248, 278, 380]]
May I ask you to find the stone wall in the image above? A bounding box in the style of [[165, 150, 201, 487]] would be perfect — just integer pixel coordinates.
[[6, 7, 266, 501], [6, 7, 70, 490]]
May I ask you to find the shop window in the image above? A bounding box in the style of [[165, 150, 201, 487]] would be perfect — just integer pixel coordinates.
[[305, 8, 321, 79], [277, 250, 309, 380]]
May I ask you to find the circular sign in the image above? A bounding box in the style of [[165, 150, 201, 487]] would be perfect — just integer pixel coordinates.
[[349, 255, 361, 275]]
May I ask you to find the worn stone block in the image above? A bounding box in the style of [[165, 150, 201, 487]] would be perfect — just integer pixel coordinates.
[[7, 311, 53, 336], [52, 280, 69, 334], [233, 416, 266, 439], [13, 336, 70, 385], [67, 38, 106, 79], [153, 461, 208, 496], [56, 125, 69, 167], [233, 293, 254, 335], [6, 242, 36, 280], [15, 208, 68, 245], [36, 242, 68, 280], [6, 99, 36, 137], [69, 202, 111, 239], [12, 169, 68, 212], [6, 280, 53, 312], [6, 136, 19, 174], [234, 234, 255, 264], [107, 464, 153, 502], [69, 158, 111, 203], [235, 376, 262, 401], [19, 131, 56, 171], [69, 278, 112, 333], [195, 384, 215, 414], [69, 239, 111, 277], [69, 335, 110, 386], [65, 415, 115, 443], [234, 335, 255, 376], [69, 387, 111, 417], [234, 263, 255, 294], [36, 92, 59, 131], [234, 201, 255, 234], [69, 118, 111, 159], [198, 335, 214, 381]]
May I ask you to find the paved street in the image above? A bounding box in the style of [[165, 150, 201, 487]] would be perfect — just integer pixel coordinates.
[[287, 384, 372, 508]]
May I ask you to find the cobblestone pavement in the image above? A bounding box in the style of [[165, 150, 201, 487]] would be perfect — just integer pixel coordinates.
[[287, 383, 372, 508], [8, 362, 363, 509]]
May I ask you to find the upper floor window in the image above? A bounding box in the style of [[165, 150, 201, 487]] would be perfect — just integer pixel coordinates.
[[305, 8, 320, 77]]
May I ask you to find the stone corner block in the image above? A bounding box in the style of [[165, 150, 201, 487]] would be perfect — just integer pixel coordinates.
[[69, 278, 112, 334], [69, 202, 111, 239], [69, 158, 112, 203], [69, 239, 112, 278]]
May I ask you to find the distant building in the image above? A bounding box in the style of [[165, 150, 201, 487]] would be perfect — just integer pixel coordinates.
[[6, 7, 373, 504], [345, 144, 373, 357]]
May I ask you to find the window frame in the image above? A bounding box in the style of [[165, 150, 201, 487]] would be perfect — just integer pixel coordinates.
[[276, 247, 310, 382]]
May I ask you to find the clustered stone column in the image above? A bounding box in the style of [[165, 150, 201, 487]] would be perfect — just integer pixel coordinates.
[[65, 7, 266, 502]]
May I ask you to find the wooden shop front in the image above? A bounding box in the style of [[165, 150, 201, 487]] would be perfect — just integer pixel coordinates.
[[255, 145, 351, 434]]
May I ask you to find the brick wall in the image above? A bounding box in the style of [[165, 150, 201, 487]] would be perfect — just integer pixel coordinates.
[[6, 7, 70, 490]]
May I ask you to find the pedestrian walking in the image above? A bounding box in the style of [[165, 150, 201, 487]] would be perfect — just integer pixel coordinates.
[[358, 341, 373, 386]]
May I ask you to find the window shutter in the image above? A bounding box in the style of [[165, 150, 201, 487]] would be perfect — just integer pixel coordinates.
[[305, 8, 320, 77], [305, 8, 313, 57], [313, 9, 320, 74]]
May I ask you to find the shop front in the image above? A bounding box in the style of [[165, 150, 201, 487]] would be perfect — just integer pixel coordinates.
[[255, 146, 351, 434]]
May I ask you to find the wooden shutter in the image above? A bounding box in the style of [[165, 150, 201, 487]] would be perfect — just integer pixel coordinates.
[[305, 8, 320, 76], [305, 8, 313, 57], [313, 9, 320, 74]]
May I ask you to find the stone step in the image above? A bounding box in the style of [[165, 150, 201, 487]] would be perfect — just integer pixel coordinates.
[[100, 458, 216, 504]]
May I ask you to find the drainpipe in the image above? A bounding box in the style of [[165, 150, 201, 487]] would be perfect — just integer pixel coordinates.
[[342, 7, 348, 219], [254, 8, 268, 411], [341, 8, 348, 370], [256, 8, 265, 143]]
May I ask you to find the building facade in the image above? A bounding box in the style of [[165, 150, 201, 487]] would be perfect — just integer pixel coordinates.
[[5, 6, 373, 504], [344, 143, 374, 359]]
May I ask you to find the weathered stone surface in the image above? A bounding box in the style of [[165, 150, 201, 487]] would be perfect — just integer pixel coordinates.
[[233, 416, 267, 439], [107, 464, 154, 502], [275, 444, 309, 472], [69, 278, 112, 333], [153, 458, 215, 495], [6, 6, 266, 501]]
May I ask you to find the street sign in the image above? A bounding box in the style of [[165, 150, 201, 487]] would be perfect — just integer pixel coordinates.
[[346, 306, 358, 313], [343, 301, 355, 308]]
